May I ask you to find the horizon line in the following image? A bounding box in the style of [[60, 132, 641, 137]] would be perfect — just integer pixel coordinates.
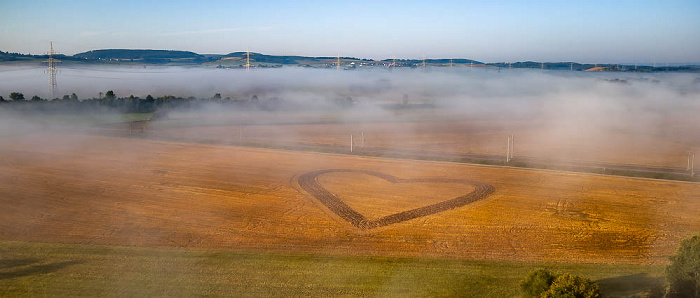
[[3, 46, 699, 66]]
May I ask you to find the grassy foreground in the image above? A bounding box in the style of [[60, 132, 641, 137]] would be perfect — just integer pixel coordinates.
[[0, 241, 664, 297]]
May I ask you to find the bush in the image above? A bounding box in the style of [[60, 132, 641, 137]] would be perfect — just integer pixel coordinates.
[[9, 92, 24, 100], [542, 273, 601, 298], [521, 270, 600, 298], [521, 269, 558, 297], [666, 235, 700, 298]]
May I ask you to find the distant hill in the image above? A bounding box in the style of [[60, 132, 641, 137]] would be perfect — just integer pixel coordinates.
[[0, 51, 31, 61], [384, 58, 483, 65], [73, 49, 204, 64], [0, 50, 80, 62], [223, 52, 302, 65], [0, 49, 697, 71], [220, 52, 367, 66]]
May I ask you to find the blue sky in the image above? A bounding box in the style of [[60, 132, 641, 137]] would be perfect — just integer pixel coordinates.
[[1, 0, 698, 63]]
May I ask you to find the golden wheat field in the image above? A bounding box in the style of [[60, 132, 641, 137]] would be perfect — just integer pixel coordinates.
[[0, 131, 697, 265]]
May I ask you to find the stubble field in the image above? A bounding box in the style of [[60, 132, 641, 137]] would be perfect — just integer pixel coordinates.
[[1, 131, 698, 264]]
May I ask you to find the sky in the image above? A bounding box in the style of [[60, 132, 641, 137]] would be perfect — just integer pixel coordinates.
[[1, 0, 699, 64]]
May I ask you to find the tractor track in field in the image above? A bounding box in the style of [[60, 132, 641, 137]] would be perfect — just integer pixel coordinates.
[[296, 169, 495, 230]]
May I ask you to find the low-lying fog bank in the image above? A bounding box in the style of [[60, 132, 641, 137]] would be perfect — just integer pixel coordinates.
[[1, 66, 698, 168]]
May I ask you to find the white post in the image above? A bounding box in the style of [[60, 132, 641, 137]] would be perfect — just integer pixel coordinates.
[[350, 134, 353, 153], [510, 135, 514, 159], [361, 131, 364, 148], [691, 151, 695, 177], [239, 127, 242, 141], [506, 135, 511, 163], [689, 151, 692, 171]]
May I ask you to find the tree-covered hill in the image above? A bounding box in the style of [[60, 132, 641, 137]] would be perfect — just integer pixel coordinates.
[[73, 49, 202, 60]]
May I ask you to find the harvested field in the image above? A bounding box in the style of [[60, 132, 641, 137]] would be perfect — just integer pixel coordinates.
[[145, 113, 698, 169], [0, 132, 699, 264]]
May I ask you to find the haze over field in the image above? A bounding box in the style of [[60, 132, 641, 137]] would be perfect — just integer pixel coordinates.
[[2, 65, 698, 106], [1, 67, 698, 171], [2, 66, 698, 137]]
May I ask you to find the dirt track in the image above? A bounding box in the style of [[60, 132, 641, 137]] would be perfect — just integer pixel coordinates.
[[297, 169, 496, 229]]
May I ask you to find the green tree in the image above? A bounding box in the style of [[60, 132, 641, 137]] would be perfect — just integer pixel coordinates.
[[542, 274, 601, 298], [0, 96, 5, 102], [9, 92, 24, 100], [666, 235, 700, 297], [31, 95, 43, 101], [62, 95, 70, 101], [105, 90, 115, 100], [521, 269, 558, 298], [70, 93, 78, 101]]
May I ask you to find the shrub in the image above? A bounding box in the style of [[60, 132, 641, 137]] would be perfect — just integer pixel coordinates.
[[521, 269, 558, 298], [521, 270, 601, 298], [666, 235, 700, 298], [542, 273, 601, 298]]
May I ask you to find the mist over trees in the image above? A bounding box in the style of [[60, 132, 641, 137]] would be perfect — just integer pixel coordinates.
[[0, 90, 310, 114], [1, 67, 698, 137]]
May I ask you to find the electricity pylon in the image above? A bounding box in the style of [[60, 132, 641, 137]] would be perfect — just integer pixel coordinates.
[[245, 48, 251, 71], [44, 42, 60, 98]]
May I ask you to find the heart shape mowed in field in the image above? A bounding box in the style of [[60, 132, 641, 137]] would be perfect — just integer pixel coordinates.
[[296, 169, 495, 230]]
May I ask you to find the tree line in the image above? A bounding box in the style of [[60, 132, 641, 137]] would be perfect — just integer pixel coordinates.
[[0, 91, 275, 113]]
